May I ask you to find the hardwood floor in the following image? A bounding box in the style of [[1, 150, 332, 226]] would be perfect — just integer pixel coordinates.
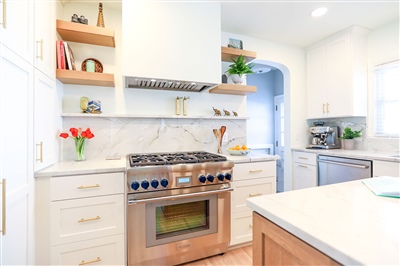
[[181, 245, 252, 266]]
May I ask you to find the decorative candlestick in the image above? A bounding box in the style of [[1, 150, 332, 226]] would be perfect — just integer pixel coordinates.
[[97, 3, 105, 27]]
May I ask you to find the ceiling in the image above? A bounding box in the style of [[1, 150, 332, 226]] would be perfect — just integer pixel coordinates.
[[66, 0, 399, 48]]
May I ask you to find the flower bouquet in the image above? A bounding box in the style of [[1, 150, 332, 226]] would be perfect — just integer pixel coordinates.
[[60, 128, 95, 161]]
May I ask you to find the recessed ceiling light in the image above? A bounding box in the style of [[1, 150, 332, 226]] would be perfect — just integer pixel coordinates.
[[311, 7, 328, 17]]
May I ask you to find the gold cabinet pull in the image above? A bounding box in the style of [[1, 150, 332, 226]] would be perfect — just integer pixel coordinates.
[[298, 157, 308, 160], [36, 39, 43, 60], [322, 103, 325, 113], [298, 165, 308, 168], [249, 169, 262, 173], [78, 216, 101, 223], [36, 142, 43, 162], [1, 179, 5, 235], [326, 103, 329, 113], [1, 0, 6, 29], [79, 257, 102, 265], [249, 224, 253, 228], [77, 184, 100, 189], [249, 193, 262, 197]]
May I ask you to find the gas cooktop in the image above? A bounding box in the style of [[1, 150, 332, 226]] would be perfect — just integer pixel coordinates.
[[127, 151, 227, 167]]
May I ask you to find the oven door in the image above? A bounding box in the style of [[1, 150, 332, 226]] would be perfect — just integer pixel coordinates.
[[127, 188, 232, 265]]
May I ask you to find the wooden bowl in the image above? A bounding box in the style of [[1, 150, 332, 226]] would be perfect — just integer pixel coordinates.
[[81, 58, 103, 73]]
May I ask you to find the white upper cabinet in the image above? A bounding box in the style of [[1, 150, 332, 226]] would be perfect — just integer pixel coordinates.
[[121, 1, 221, 85], [306, 26, 369, 119]]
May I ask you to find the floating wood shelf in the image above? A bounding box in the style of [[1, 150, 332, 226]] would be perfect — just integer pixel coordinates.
[[56, 69, 115, 87], [56, 20, 115, 47], [209, 84, 257, 95], [221, 46, 257, 62], [61, 113, 249, 120]]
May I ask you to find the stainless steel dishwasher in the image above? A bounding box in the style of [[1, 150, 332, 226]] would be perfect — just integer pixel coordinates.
[[318, 155, 372, 186]]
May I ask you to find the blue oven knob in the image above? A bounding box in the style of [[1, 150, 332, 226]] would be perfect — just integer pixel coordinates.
[[217, 173, 224, 181], [198, 175, 206, 183], [141, 180, 150, 189], [151, 179, 159, 189], [131, 181, 140, 190], [207, 174, 215, 182], [224, 173, 232, 181], [160, 178, 169, 187]]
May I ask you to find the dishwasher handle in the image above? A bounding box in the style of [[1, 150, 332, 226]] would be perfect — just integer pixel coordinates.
[[317, 159, 369, 169]]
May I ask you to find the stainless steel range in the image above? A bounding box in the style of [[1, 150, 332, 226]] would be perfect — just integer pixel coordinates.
[[126, 151, 234, 266]]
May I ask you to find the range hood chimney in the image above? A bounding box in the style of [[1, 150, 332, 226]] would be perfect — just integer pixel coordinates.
[[124, 77, 217, 93]]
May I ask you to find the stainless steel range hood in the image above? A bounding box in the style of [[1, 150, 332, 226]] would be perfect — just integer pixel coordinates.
[[124, 76, 217, 93]]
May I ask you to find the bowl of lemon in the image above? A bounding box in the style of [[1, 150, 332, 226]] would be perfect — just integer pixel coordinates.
[[227, 145, 251, 156]]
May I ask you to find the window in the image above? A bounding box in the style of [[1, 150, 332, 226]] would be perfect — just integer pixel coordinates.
[[374, 60, 400, 137]]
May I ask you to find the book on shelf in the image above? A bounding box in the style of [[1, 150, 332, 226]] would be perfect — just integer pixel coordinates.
[[362, 176, 400, 198], [56, 40, 66, 69], [63, 41, 76, 70]]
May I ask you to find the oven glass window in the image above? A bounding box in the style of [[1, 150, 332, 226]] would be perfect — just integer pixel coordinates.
[[155, 200, 209, 240]]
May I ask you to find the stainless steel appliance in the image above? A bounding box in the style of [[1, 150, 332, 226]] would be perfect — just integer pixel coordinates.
[[308, 126, 341, 149], [126, 151, 234, 266], [318, 155, 372, 186]]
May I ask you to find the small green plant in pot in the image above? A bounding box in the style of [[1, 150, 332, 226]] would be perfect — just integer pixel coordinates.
[[226, 55, 254, 84], [339, 127, 362, 150]]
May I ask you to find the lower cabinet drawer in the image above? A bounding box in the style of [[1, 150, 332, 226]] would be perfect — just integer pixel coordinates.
[[230, 211, 253, 246], [50, 234, 125, 266], [50, 194, 124, 246]]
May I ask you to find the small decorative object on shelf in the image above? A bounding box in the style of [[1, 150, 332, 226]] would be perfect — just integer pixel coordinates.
[[97, 3, 105, 27], [232, 111, 238, 117], [71, 14, 88, 24], [228, 38, 243, 50], [86, 59, 95, 72], [223, 109, 230, 116], [212, 107, 221, 116], [221, 74, 228, 83], [226, 54, 254, 84], [88, 100, 102, 114], [80, 96, 89, 113], [60, 128, 95, 161], [82, 58, 103, 73]]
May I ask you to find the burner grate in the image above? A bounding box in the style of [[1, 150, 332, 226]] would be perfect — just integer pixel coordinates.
[[129, 154, 167, 167]]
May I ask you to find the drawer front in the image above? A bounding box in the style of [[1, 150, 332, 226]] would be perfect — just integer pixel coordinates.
[[373, 160, 400, 177], [50, 194, 124, 246], [234, 161, 276, 181], [231, 177, 276, 213], [293, 163, 317, 190], [293, 151, 317, 165], [230, 210, 253, 246], [50, 234, 125, 266], [50, 172, 124, 201]]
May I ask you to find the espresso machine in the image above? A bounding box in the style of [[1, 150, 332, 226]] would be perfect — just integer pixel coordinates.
[[307, 126, 341, 149]]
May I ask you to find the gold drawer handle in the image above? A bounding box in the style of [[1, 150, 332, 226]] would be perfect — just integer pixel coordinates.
[[249, 193, 262, 197], [77, 184, 100, 189], [1, 179, 6, 235], [1, 0, 7, 29], [249, 224, 253, 228], [298, 157, 308, 160], [79, 257, 101, 265], [36, 142, 43, 162], [249, 169, 262, 173], [78, 216, 101, 223], [298, 165, 308, 168]]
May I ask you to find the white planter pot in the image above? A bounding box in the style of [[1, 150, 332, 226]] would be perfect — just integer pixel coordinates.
[[231, 74, 245, 84], [342, 139, 355, 150]]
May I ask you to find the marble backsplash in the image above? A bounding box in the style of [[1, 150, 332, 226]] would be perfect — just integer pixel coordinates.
[[60, 117, 247, 161], [307, 117, 399, 153]]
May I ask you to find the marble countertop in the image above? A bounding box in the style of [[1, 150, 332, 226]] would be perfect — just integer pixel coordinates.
[[35, 158, 126, 177], [247, 179, 400, 265], [293, 148, 400, 162], [225, 151, 280, 163]]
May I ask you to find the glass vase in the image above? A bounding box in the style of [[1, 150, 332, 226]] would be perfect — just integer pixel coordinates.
[[75, 137, 86, 161]]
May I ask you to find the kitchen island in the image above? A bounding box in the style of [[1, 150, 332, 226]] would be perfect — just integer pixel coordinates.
[[247, 179, 400, 265]]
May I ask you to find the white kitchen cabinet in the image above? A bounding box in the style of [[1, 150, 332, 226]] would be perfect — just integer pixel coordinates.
[[0, 45, 34, 266], [230, 161, 276, 246], [122, 1, 221, 85], [373, 160, 400, 177], [306, 25, 369, 119], [293, 151, 318, 190], [35, 172, 126, 266], [34, 0, 55, 78]]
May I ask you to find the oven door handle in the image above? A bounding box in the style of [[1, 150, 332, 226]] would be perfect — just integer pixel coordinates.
[[128, 187, 234, 205]]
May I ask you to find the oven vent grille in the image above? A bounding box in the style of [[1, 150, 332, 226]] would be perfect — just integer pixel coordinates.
[[124, 77, 217, 92]]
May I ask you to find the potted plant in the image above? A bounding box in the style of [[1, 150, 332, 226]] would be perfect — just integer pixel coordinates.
[[225, 54, 255, 84], [339, 127, 362, 150]]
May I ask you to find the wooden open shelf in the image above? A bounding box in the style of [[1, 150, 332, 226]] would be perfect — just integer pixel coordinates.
[[209, 84, 257, 95], [56, 69, 115, 87], [221, 46, 257, 62], [56, 20, 115, 47]]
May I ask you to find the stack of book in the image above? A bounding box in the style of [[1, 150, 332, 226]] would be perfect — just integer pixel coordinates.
[[56, 40, 76, 70]]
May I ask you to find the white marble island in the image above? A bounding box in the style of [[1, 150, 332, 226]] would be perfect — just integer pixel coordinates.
[[247, 179, 400, 265]]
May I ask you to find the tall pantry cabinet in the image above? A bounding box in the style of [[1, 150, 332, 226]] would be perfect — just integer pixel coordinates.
[[0, 0, 59, 265]]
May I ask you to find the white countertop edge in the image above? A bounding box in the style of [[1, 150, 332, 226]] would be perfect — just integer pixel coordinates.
[[292, 148, 400, 162], [246, 200, 361, 265]]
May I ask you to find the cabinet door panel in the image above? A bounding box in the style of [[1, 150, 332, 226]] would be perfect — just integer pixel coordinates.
[[373, 161, 400, 177], [293, 163, 317, 190], [307, 46, 326, 118], [234, 161, 276, 181], [231, 211, 253, 246]]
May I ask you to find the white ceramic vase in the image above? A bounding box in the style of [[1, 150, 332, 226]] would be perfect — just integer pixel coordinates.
[[342, 139, 355, 150], [231, 74, 245, 84]]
